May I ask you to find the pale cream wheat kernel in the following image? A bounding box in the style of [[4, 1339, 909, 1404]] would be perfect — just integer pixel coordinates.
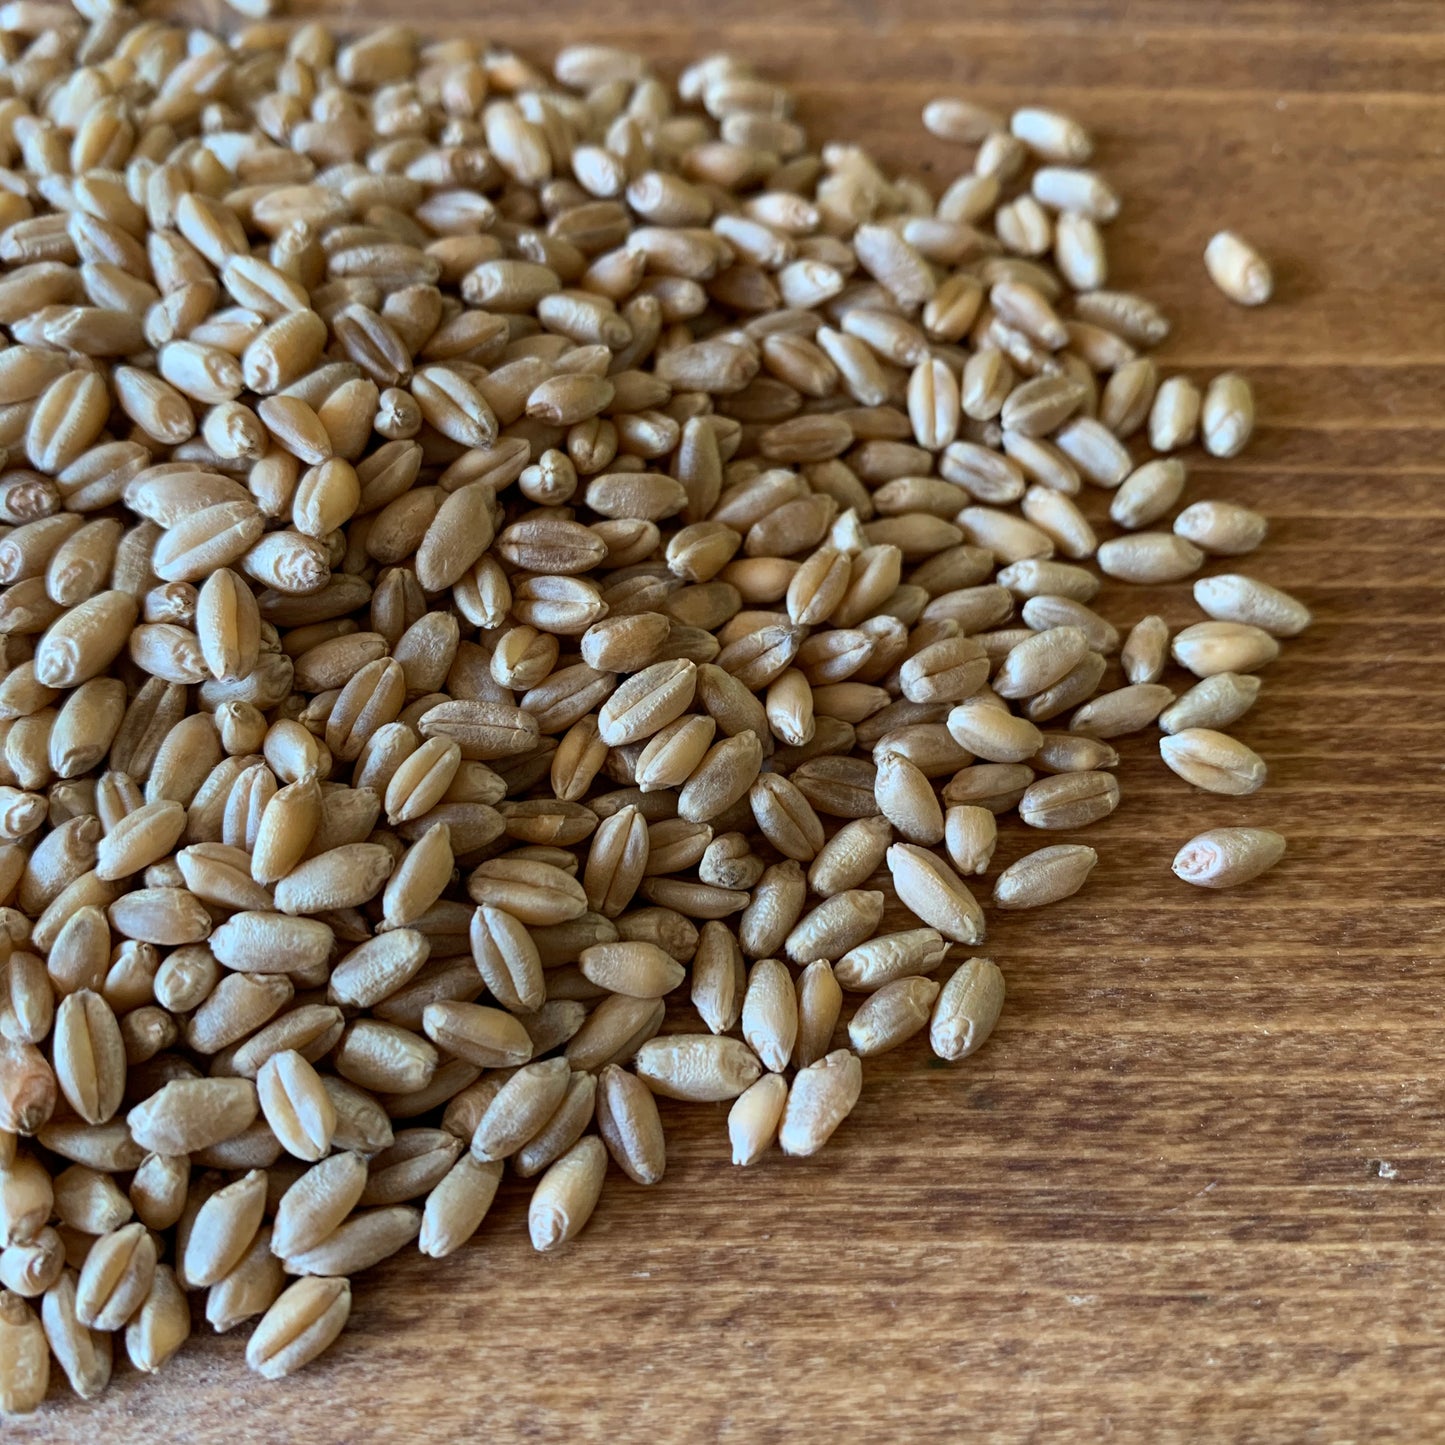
[[596, 1066, 666, 1186], [1159, 673, 1262, 735], [528, 1136, 607, 1253], [1159, 730, 1268, 796], [741, 958, 799, 1074], [886, 844, 987, 945], [1204, 231, 1274, 306], [1174, 500, 1268, 556], [930, 958, 1006, 1062], [1201, 373, 1256, 458], [848, 977, 941, 1056], [245, 1276, 351, 1380], [0, 1290, 48, 1414], [778, 1050, 863, 1157], [1171, 622, 1281, 677], [1121, 615, 1170, 685], [1172, 828, 1286, 889], [728, 1074, 789, 1166], [993, 845, 1098, 909], [1193, 574, 1311, 638]]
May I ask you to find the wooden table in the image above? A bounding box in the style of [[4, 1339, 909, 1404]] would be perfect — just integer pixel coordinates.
[[19, 0, 1445, 1438]]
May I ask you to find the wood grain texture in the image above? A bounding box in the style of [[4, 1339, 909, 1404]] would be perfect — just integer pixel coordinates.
[[16, 0, 1445, 1439]]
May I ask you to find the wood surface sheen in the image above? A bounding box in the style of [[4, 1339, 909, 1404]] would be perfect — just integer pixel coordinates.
[[18, 0, 1445, 1439]]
